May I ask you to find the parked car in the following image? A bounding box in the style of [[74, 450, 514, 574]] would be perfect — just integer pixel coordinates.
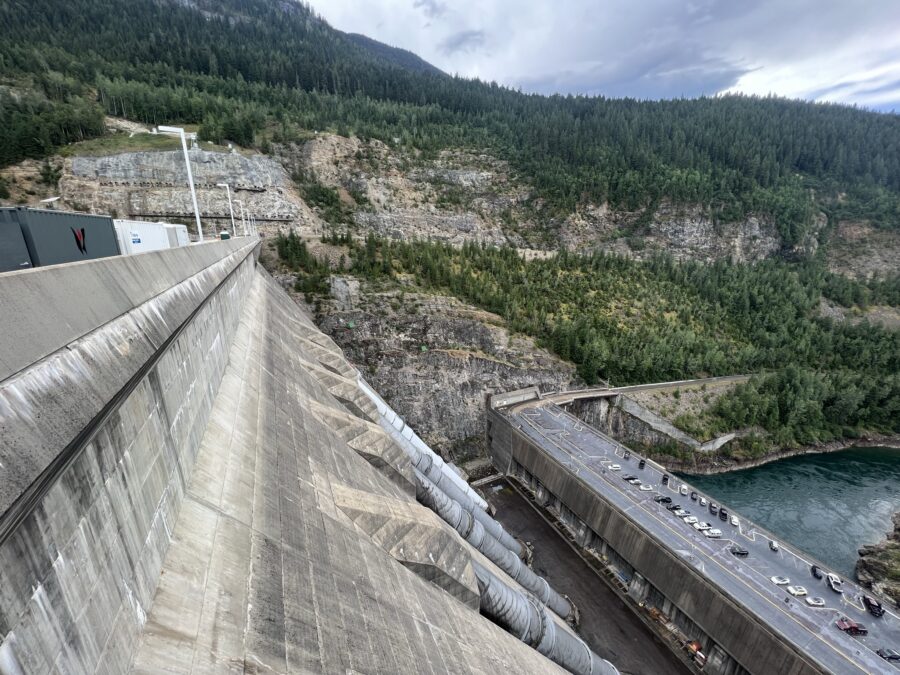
[[673, 508, 689, 517], [623, 451, 631, 460], [654, 496, 672, 504], [704, 529, 722, 538], [826, 573, 844, 594], [729, 545, 749, 557], [709, 503, 719, 515], [622, 474, 637, 480], [628, 478, 642, 485], [684, 516, 699, 525], [787, 586, 808, 597], [679, 485, 689, 496], [690, 491, 698, 501], [638, 459, 646, 470], [639, 484, 653, 491], [699, 497, 708, 507], [694, 522, 712, 531], [836, 616, 868, 636], [662, 474, 670, 485], [864, 596, 885, 617], [877, 648, 900, 662], [730, 515, 739, 527], [810, 564, 823, 579], [609, 464, 621, 471], [805, 597, 826, 608], [719, 508, 728, 521], [769, 540, 780, 552], [770, 576, 790, 586], [666, 504, 681, 512]]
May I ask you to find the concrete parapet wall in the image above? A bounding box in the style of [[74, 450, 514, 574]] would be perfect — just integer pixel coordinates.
[[0, 241, 257, 673]]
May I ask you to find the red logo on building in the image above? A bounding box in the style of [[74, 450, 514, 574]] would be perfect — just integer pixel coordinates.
[[72, 227, 86, 254]]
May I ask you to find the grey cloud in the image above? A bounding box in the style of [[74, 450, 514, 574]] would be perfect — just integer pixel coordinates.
[[413, 0, 447, 19], [439, 29, 486, 55]]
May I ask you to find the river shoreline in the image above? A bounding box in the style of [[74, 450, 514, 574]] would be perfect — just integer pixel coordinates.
[[856, 511, 900, 604], [663, 432, 900, 476]]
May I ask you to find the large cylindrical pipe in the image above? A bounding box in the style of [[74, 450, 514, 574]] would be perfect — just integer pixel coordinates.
[[473, 563, 618, 675], [415, 451, 524, 558], [417, 471, 575, 622], [357, 375, 489, 510]]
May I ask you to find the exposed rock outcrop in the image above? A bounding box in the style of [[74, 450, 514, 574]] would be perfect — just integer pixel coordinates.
[[856, 511, 900, 604], [312, 280, 579, 465]]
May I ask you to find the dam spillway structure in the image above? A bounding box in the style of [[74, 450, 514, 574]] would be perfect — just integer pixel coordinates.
[[0, 237, 618, 674]]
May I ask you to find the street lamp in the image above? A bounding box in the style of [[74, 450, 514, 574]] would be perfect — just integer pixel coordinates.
[[157, 125, 203, 241], [215, 183, 236, 236], [235, 199, 248, 236]]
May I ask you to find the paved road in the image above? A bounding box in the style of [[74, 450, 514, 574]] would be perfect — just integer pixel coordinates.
[[487, 481, 692, 675], [508, 402, 900, 675], [544, 375, 752, 405]]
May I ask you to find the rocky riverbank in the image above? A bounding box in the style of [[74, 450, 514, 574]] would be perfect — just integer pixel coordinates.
[[856, 511, 900, 604], [670, 434, 900, 476]]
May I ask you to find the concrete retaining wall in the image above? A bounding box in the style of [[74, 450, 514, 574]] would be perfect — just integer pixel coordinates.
[[0, 240, 257, 673], [487, 408, 822, 675]]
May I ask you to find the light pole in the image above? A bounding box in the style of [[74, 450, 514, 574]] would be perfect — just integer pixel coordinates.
[[235, 199, 248, 236], [157, 125, 203, 241], [215, 183, 236, 236]]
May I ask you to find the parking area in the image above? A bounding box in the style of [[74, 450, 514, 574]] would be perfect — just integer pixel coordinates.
[[508, 402, 900, 674]]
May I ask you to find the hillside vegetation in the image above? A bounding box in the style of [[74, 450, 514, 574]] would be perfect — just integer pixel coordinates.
[[2, 0, 900, 243], [278, 232, 900, 452]]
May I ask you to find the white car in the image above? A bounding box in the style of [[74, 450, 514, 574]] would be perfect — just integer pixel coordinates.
[[826, 573, 844, 594], [673, 508, 688, 517], [704, 529, 722, 538], [693, 522, 712, 531], [699, 497, 708, 507], [639, 484, 653, 491], [787, 586, 808, 597], [679, 486, 688, 496], [770, 576, 790, 586], [683, 516, 698, 525], [730, 515, 739, 527], [805, 597, 826, 608], [609, 464, 621, 471]]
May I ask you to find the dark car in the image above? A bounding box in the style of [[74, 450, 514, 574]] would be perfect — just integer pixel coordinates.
[[719, 508, 729, 521], [690, 491, 698, 501], [864, 596, 885, 617], [638, 459, 646, 470], [662, 474, 670, 486], [878, 648, 900, 662], [622, 474, 637, 481], [654, 496, 672, 504], [811, 565, 823, 579], [729, 545, 749, 558], [623, 451, 631, 460], [709, 503, 719, 515], [666, 504, 681, 512]]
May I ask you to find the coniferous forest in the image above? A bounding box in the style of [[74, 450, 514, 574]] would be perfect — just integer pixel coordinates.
[[2, 0, 900, 240]]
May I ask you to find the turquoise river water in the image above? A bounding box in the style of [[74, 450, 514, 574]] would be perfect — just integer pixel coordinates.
[[683, 446, 900, 578]]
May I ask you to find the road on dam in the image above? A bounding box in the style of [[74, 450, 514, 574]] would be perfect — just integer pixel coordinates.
[[486, 481, 691, 675], [509, 402, 900, 675]]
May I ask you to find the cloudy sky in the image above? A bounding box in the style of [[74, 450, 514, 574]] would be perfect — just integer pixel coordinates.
[[306, 0, 900, 112]]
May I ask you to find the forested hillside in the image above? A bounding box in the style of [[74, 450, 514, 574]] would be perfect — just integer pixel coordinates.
[[2, 0, 900, 241], [277, 232, 900, 453]]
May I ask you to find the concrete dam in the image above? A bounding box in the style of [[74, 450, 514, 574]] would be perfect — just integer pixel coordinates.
[[0, 240, 618, 674]]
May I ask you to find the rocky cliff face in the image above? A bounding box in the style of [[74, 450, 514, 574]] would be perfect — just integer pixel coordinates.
[[311, 274, 579, 468], [60, 148, 324, 236], [856, 511, 900, 604]]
